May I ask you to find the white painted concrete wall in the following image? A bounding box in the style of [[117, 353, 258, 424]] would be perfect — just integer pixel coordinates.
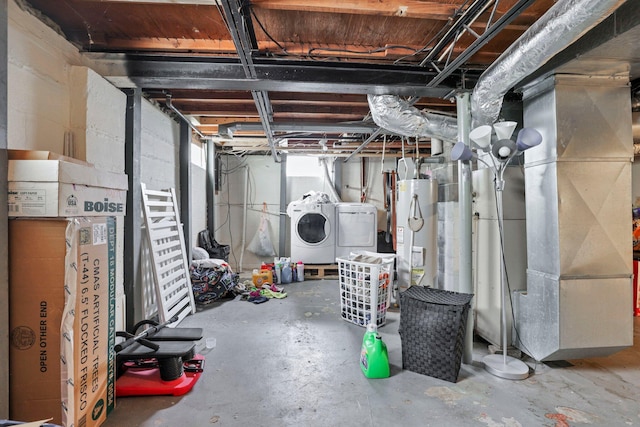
[[213, 155, 281, 274], [70, 66, 126, 172], [7, 0, 84, 153], [191, 142, 207, 245], [338, 157, 395, 232], [140, 100, 180, 191]]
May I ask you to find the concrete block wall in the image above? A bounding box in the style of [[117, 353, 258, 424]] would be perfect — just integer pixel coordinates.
[[140, 100, 180, 191], [70, 66, 126, 172], [7, 0, 83, 153]]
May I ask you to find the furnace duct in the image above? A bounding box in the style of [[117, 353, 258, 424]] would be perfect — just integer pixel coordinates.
[[471, 0, 625, 127], [368, 0, 625, 135], [367, 94, 458, 141]]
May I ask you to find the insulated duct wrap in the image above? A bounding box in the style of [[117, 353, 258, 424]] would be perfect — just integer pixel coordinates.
[[471, 0, 625, 126], [367, 95, 458, 141]]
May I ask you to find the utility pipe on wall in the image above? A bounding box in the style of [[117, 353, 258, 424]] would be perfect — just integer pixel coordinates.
[[238, 165, 250, 273], [321, 157, 342, 203], [456, 91, 474, 365]]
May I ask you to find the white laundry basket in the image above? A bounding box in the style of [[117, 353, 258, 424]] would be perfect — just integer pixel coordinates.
[[337, 252, 394, 327]]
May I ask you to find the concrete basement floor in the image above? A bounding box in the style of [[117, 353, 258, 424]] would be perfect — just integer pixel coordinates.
[[104, 279, 640, 427]]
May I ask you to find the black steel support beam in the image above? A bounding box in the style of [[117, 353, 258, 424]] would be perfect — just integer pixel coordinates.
[[206, 140, 216, 233], [0, 0, 8, 417], [179, 120, 192, 262], [422, 0, 494, 64], [427, 0, 538, 87], [221, 0, 279, 161], [124, 87, 142, 332], [87, 53, 460, 97]]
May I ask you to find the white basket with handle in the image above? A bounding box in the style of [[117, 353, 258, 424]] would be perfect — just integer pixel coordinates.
[[337, 252, 394, 327]]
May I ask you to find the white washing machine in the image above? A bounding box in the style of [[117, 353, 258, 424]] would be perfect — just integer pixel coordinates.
[[335, 203, 377, 259], [288, 201, 336, 264]]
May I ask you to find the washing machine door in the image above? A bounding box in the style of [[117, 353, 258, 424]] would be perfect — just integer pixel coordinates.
[[296, 212, 330, 244]]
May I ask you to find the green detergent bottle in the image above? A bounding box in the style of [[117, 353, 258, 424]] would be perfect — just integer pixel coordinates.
[[360, 323, 390, 379]]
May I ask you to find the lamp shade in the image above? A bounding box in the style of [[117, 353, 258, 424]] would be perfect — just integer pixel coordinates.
[[516, 128, 543, 151], [469, 125, 492, 150], [491, 139, 517, 162], [493, 121, 517, 140], [451, 141, 475, 161]]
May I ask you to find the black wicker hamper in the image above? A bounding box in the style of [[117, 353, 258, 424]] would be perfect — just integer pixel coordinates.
[[399, 286, 474, 383]]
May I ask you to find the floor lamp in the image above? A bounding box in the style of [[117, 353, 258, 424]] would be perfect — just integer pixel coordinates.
[[451, 122, 542, 380]]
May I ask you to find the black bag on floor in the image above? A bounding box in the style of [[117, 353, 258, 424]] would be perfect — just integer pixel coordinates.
[[198, 230, 230, 261]]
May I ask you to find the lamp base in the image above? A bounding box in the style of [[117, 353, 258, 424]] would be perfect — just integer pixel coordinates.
[[483, 353, 529, 380]]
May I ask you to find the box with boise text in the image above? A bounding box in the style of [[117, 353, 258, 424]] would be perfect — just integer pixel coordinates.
[[7, 150, 127, 218]]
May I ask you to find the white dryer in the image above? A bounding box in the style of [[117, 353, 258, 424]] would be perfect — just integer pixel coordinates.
[[288, 201, 336, 264], [335, 203, 377, 258]]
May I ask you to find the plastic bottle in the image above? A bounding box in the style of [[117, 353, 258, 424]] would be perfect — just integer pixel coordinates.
[[296, 261, 305, 282], [281, 263, 292, 284], [360, 324, 390, 379], [274, 263, 282, 284], [252, 269, 273, 287]]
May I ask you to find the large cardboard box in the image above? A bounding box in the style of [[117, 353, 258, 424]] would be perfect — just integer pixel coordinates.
[[61, 217, 117, 427], [7, 151, 127, 217], [9, 217, 117, 427], [9, 219, 67, 425]]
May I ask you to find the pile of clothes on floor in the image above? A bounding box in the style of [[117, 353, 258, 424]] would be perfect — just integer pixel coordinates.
[[190, 247, 287, 305], [234, 281, 287, 304], [190, 247, 239, 305]]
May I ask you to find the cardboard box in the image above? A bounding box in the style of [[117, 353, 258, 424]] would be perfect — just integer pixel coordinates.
[[8, 149, 93, 166], [7, 154, 127, 217], [9, 217, 117, 427], [9, 219, 68, 425], [61, 217, 117, 427]]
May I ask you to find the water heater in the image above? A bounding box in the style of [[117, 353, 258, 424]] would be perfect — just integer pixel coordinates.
[[395, 178, 438, 291]]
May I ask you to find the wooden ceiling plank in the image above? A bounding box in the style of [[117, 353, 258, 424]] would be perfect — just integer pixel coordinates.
[[251, 0, 461, 20], [270, 99, 367, 108], [272, 112, 365, 121], [91, 37, 237, 52], [170, 98, 257, 105], [78, 1, 222, 3], [199, 117, 263, 125]]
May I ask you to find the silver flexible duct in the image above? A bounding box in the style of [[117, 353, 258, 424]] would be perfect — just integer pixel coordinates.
[[367, 95, 458, 141], [471, 0, 625, 126], [368, 0, 624, 136]]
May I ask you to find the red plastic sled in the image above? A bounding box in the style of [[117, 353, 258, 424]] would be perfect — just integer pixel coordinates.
[[116, 354, 205, 397]]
